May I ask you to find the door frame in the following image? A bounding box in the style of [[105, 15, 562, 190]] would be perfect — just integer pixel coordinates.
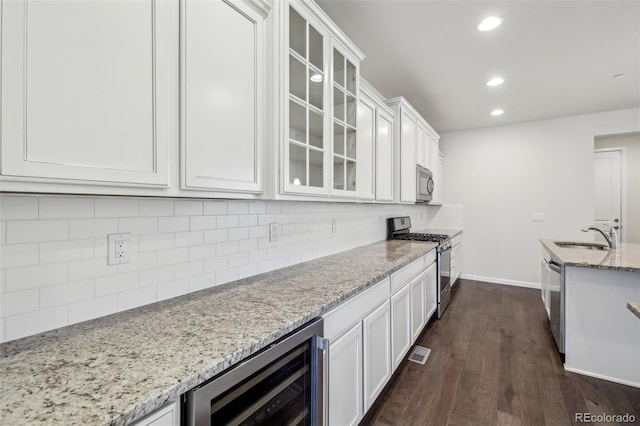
[[593, 147, 626, 243]]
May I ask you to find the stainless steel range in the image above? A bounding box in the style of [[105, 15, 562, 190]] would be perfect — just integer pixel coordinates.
[[387, 216, 453, 318]]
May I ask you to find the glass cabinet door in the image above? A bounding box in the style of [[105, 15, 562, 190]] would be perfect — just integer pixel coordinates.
[[332, 48, 357, 192], [288, 7, 325, 190]]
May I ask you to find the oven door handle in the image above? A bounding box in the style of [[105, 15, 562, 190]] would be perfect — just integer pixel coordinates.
[[315, 336, 330, 426]]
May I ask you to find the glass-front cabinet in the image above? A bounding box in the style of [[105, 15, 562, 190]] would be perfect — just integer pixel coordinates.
[[287, 6, 327, 194], [281, 0, 364, 198], [331, 47, 358, 195]]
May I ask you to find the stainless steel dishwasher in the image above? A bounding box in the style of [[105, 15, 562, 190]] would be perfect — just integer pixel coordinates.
[[548, 260, 565, 354]]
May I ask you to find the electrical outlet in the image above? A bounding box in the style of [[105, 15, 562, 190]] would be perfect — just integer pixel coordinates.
[[332, 218, 337, 233], [108, 233, 130, 265], [269, 223, 279, 242], [531, 213, 546, 222]]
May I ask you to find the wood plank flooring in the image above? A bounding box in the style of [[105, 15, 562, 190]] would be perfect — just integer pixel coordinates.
[[362, 279, 640, 426]]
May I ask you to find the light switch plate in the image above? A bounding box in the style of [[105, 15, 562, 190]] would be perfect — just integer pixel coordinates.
[[108, 233, 130, 265], [531, 213, 546, 222], [332, 219, 337, 233]]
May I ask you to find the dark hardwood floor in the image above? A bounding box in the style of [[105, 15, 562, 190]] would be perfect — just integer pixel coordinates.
[[362, 279, 640, 426]]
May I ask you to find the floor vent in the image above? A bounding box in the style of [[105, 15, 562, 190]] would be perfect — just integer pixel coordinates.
[[408, 346, 431, 365]]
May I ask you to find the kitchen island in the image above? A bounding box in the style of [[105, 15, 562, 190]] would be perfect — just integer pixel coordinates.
[[540, 240, 640, 388], [0, 238, 439, 426]]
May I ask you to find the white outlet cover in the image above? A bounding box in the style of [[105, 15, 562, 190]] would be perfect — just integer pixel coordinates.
[[108, 233, 131, 265], [269, 223, 279, 242]]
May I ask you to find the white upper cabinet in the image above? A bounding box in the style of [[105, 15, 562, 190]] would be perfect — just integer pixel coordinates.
[[277, 0, 364, 199], [331, 45, 359, 197], [385, 98, 417, 204], [180, 0, 269, 193], [385, 97, 440, 204], [358, 80, 395, 202], [1, 0, 171, 187], [356, 90, 376, 200]]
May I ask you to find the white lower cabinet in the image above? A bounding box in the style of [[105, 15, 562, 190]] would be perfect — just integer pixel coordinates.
[[450, 234, 463, 286], [129, 401, 179, 426], [410, 271, 427, 344], [391, 282, 412, 370], [363, 301, 392, 410], [425, 260, 437, 320], [328, 322, 363, 426], [324, 249, 437, 422]]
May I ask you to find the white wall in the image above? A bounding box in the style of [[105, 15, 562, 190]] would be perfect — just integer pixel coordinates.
[[0, 195, 462, 343], [440, 108, 640, 288]]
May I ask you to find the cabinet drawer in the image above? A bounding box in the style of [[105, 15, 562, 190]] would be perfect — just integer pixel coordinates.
[[390, 257, 423, 294], [324, 277, 391, 341], [452, 234, 462, 246], [423, 249, 436, 267]]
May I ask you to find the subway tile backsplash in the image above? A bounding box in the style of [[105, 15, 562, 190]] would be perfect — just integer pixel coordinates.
[[0, 194, 463, 343]]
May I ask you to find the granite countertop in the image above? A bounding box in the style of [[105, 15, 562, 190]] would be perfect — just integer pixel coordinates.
[[628, 302, 640, 319], [540, 239, 640, 273], [0, 239, 438, 426]]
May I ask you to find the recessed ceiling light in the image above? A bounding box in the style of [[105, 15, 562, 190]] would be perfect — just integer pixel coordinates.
[[486, 77, 504, 86], [310, 73, 323, 83], [490, 109, 504, 116], [614, 73, 625, 79], [478, 16, 502, 31]]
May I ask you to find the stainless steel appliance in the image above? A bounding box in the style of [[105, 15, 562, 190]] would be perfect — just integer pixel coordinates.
[[387, 216, 453, 318], [416, 165, 434, 203], [436, 241, 453, 318], [547, 259, 565, 353], [186, 318, 328, 426]]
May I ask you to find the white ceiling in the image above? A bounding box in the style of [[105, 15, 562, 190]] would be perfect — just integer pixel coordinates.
[[315, 0, 640, 133]]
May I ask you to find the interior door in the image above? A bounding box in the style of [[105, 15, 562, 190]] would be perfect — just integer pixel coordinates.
[[593, 150, 622, 243]]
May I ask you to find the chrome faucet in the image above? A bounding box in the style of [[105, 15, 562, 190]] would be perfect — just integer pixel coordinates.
[[581, 225, 617, 248]]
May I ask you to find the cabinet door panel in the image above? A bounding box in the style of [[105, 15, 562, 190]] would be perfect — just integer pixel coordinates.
[[356, 95, 375, 200], [1, 0, 169, 186], [411, 271, 426, 343], [328, 323, 363, 426], [425, 261, 437, 320], [375, 110, 394, 201], [182, 0, 264, 192], [391, 283, 411, 370], [363, 301, 391, 410], [399, 110, 416, 202]]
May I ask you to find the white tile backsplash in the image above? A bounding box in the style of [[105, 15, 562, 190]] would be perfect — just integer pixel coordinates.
[[39, 196, 94, 219], [94, 198, 138, 218], [7, 220, 68, 244], [0, 195, 462, 342], [0, 243, 39, 268], [69, 218, 117, 240], [5, 262, 68, 292], [0, 196, 39, 220]]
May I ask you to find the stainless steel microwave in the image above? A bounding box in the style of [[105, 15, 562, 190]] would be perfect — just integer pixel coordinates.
[[416, 165, 434, 202]]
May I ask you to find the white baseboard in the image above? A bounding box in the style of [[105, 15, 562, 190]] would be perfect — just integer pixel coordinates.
[[459, 273, 541, 290], [563, 366, 640, 389]]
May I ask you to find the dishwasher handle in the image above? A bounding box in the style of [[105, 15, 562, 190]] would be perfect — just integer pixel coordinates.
[[548, 261, 562, 274]]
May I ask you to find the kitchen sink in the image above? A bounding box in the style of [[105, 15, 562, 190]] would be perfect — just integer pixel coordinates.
[[554, 241, 608, 251]]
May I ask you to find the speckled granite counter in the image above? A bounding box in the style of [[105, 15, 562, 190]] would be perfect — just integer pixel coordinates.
[[540, 239, 640, 272], [0, 239, 437, 426], [629, 302, 640, 319]]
